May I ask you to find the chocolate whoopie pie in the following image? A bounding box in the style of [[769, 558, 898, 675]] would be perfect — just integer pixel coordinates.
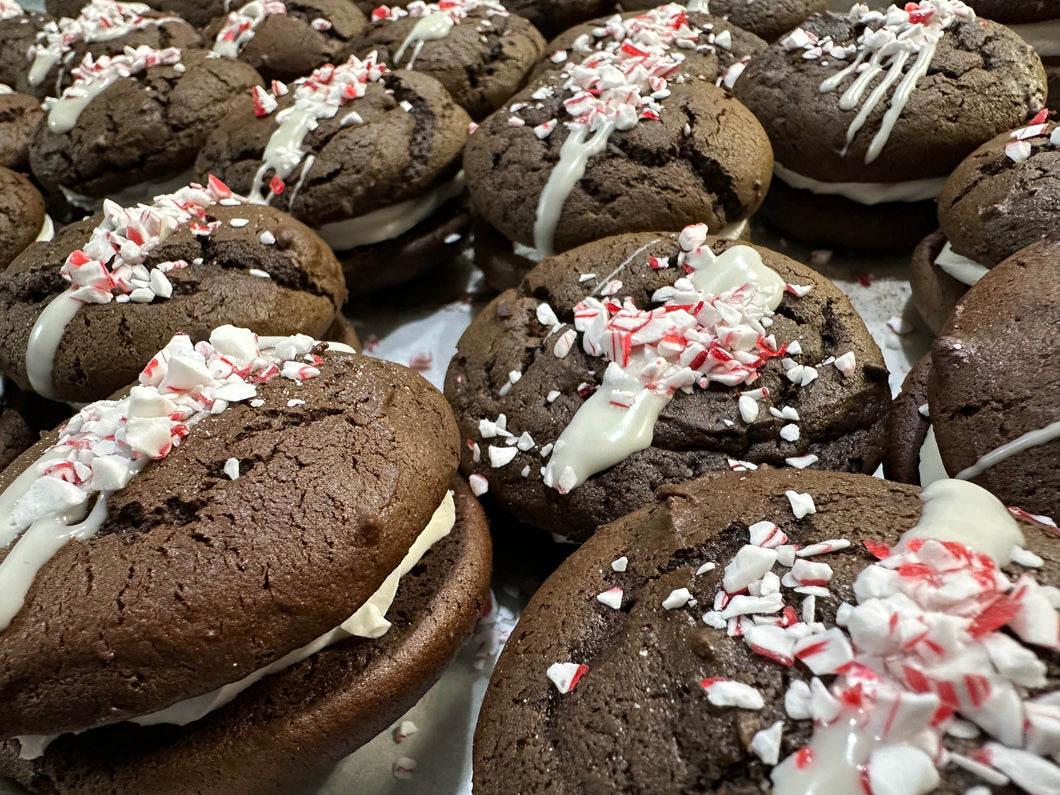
[[196, 53, 471, 294], [886, 241, 1060, 520], [0, 167, 50, 270], [353, 0, 546, 121], [444, 227, 891, 543], [46, 0, 225, 28], [2, 0, 203, 100], [733, 1, 1048, 251], [0, 179, 348, 404], [206, 0, 368, 84], [29, 47, 262, 208], [621, 0, 829, 42], [474, 469, 1060, 793], [465, 4, 772, 290], [910, 113, 1060, 334], [967, 0, 1060, 99], [0, 88, 44, 173], [0, 328, 492, 793]]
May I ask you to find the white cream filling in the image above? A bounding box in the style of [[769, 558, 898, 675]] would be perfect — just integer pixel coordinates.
[[59, 168, 196, 213], [15, 491, 457, 759], [917, 423, 947, 487], [933, 240, 988, 286], [1009, 19, 1060, 58], [35, 214, 54, 243], [315, 173, 466, 252], [773, 161, 946, 205]]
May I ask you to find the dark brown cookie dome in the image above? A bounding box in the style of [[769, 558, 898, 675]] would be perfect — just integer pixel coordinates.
[[0, 166, 46, 270], [46, 0, 226, 28], [29, 48, 262, 203], [474, 468, 1060, 793], [621, 0, 829, 42], [0, 183, 348, 403], [444, 230, 891, 542], [205, 0, 368, 84], [0, 89, 44, 172], [929, 240, 1060, 520], [354, 0, 546, 120]]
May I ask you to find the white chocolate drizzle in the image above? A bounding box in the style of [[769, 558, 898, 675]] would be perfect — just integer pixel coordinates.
[[211, 0, 286, 59], [955, 420, 1060, 484], [27, 0, 180, 88], [772, 160, 945, 204], [2, 326, 334, 633], [372, 0, 508, 69], [696, 478, 1060, 795], [43, 45, 182, 134], [784, 2, 975, 164], [24, 178, 239, 400], [520, 5, 709, 257], [544, 228, 788, 492], [248, 54, 387, 204]]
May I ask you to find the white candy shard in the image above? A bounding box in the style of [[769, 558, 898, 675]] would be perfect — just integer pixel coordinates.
[[547, 661, 587, 694], [663, 587, 692, 610], [223, 458, 240, 480], [597, 587, 623, 609], [785, 490, 816, 519]]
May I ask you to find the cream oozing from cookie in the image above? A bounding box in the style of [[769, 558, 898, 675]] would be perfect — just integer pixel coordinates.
[[694, 478, 1060, 794], [542, 224, 790, 493], [512, 5, 727, 258], [43, 45, 183, 134], [933, 240, 988, 286], [783, 1, 975, 164], [372, 0, 508, 70], [1, 325, 335, 634], [211, 0, 286, 59], [772, 161, 946, 204], [27, 0, 181, 89], [24, 177, 241, 401], [248, 54, 387, 205]]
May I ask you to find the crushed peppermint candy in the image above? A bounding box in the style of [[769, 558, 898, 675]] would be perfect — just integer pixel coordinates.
[[212, 0, 286, 58], [699, 678, 765, 710], [1005, 110, 1057, 163], [547, 661, 588, 694], [662, 587, 692, 610], [611, 556, 629, 572], [597, 587, 623, 609], [468, 473, 489, 496], [392, 756, 416, 779], [785, 490, 816, 519], [393, 720, 418, 743], [223, 457, 240, 479], [0, 0, 21, 19]]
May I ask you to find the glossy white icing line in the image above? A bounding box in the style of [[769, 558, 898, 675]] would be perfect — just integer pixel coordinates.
[[772, 161, 945, 204], [315, 171, 466, 250], [27, 0, 181, 88], [785, 1, 975, 164], [1009, 18, 1060, 58], [955, 420, 1060, 484], [2, 327, 333, 634], [15, 491, 456, 757], [211, 0, 286, 59], [24, 178, 238, 400], [543, 230, 788, 492], [520, 5, 710, 257], [373, 0, 508, 69], [248, 54, 386, 204], [933, 240, 987, 286], [697, 478, 1060, 794], [44, 45, 183, 134]]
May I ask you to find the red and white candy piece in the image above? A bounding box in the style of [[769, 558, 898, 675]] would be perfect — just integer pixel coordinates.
[[547, 661, 588, 694]]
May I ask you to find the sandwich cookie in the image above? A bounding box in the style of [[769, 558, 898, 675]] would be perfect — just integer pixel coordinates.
[[29, 46, 262, 209], [0, 179, 348, 404], [0, 327, 491, 792], [474, 468, 1060, 793], [619, 0, 830, 42], [444, 226, 891, 543], [733, 1, 1048, 251], [354, 0, 546, 120], [0, 167, 52, 270], [966, 0, 1060, 99], [465, 4, 772, 290], [206, 0, 368, 84], [196, 53, 472, 294], [910, 113, 1060, 334]]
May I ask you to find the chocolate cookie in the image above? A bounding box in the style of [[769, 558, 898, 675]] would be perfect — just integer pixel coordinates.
[[47, 0, 226, 28], [206, 0, 368, 84], [0, 180, 348, 403], [444, 228, 891, 542], [928, 240, 1060, 520], [0, 477, 491, 794], [911, 114, 1060, 333], [0, 5, 48, 93], [734, 2, 1048, 250], [0, 167, 47, 269], [882, 352, 932, 484], [967, 1, 1060, 99], [29, 47, 262, 206], [6, 0, 202, 100], [196, 54, 471, 294], [620, 0, 829, 42], [474, 468, 1060, 793], [0, 378, 68, 471], [465, 5, 773, 290], [0, 329, 472, 765], [354, 0, 545, 121], [0, 88, 43, 172]]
